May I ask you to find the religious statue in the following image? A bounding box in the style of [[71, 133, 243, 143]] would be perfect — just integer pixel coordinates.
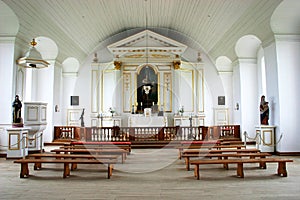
[[12, 95, 23, 126], [260, 95, 269, 125], [79, 108, 85, 127]]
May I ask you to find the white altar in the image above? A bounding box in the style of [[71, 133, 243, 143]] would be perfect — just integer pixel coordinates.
[[128, 115, 167, 127]]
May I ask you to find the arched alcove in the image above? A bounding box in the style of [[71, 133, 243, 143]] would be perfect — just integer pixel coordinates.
[[35, 37, 58, 60], [0, 1, 19, 35], [271, 0, 300, 34], [215, 56, 232, 72], [62, 57, 80, 73], [235, 35, 262, 58]]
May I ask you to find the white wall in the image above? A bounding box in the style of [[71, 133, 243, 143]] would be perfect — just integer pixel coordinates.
[[0, 37, 16, 152]]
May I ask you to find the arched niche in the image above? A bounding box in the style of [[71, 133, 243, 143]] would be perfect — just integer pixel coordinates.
[[0, 1, 19, 35], [35, 36, 58, 60], [216, 56, 232, 72], [235, 35, 262, 58], [136, 64, 159, 111], [271, 0, 300, 34], [62, 57, 80, 73]]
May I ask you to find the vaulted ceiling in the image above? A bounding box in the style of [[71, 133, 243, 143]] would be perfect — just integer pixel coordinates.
[[2, 0, 283, 64]]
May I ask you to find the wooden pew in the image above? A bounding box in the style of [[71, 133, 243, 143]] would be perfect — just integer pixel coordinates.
[[28, 153, 119, 170], [14, 158, 117, 179], [190, 158, 293, 180], [70, 141, 132, 153], [50, 148, 129, 163], [182, 152, 271, 171], [176, 144, 246, 159], [182, 148, 260, 156]]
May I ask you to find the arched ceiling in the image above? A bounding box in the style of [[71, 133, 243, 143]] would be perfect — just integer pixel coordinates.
[[1, 0, 283, 64]]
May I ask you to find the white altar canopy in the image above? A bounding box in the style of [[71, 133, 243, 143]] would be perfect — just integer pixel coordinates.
[[128, 115, 167, 127]]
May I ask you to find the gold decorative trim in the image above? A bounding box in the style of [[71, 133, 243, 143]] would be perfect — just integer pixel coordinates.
[[262, 130, 273, 146], [9, 133, 20, 150], [122, 72, 132, 113]]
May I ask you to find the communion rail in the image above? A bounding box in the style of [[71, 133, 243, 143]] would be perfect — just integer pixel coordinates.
[[53, 125, 240, 142]]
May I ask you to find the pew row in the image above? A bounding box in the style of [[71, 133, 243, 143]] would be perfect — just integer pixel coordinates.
[[69, 141, 132, 153], [50, 148, 129, 163], [27, 153, 119, 170], [182, 152, 271, 171], [14, 158, 117, 179], [177, 145, 246, 159], [190, 158, 293, 180]]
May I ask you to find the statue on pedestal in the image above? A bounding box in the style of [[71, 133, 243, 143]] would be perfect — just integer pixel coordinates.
[[260, 95, 269, 125], [12, 95, 23, 127]]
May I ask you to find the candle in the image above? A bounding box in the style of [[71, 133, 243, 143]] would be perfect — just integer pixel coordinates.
[[141, 102, 143, 106]]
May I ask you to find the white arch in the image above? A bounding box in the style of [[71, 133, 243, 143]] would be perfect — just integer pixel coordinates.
[[216, 56, 232, 72], [271, 0, 300, 34], [235, 35, 262, 58], [62, 57, 80, 72], [0, 1, 19, 35], [35, 36, 58, 60]]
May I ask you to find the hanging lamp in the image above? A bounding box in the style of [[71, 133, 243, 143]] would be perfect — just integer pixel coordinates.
[[17, 39, 49, 69]]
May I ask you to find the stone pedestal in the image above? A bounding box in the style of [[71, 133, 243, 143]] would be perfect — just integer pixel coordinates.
[[255, 125, 276, 153], [6, 128, 29, 158]]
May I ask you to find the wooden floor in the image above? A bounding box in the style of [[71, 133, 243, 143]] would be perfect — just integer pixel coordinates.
[[1, 146, 300, 200]]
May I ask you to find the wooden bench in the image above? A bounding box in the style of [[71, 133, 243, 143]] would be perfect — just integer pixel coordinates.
[[14, 158, 117, 179], [177, 145, 246, 159], [28, 153, 119, 170], [190, 158, 293, 180], [182, 152, 271, 171], [60, 145, 132, 154], [182, 148, 260, 156], [50, 148, 129, 163], [70, 141, 132, 152]]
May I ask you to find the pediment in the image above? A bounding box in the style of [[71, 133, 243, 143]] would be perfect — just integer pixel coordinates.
[[107, 30, 187, 60]]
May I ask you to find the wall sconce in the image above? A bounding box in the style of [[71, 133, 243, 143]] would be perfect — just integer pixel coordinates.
[[17, 39, 49, 69], [235, 103, 239, 110]]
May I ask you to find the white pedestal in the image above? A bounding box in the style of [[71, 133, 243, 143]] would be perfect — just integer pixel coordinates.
[[255, 125, 276, 153], [6, 128, 29, 158], [24, 102, 47, 152], [174, 115, 205, 126]]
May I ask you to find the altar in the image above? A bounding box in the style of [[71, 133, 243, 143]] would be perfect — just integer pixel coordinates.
[[128, 115, 167, 127]]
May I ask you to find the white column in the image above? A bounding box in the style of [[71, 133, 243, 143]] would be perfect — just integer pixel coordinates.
[[274, 35, 300, 152], [238, 58, 259, 139]]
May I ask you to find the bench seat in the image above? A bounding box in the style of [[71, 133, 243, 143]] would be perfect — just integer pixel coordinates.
[[14, 158, 117, 179], [28, 153, 119, 170], [50, 148, 129, 163], [190, 158, 293, 180], [182, 152, 271, 170], [70, 141, 132, 152]]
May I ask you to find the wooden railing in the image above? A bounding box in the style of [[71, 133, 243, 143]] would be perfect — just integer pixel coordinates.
[[53, 125, 240, 142]]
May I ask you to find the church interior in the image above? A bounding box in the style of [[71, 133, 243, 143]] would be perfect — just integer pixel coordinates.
[[1, 0, 300, 199]]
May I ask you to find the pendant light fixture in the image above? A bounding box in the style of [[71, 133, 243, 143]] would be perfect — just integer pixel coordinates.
[[17, 39, 49, 69]]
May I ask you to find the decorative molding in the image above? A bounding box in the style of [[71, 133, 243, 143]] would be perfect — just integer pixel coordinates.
[[274, 34, 300, 42]]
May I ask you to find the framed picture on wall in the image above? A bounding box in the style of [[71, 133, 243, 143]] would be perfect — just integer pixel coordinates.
[[71, 96, 79, 106], [218, 96, 225, 105]]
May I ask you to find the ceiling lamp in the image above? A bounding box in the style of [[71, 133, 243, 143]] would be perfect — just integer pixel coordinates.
[[17, 39, 49, 68]]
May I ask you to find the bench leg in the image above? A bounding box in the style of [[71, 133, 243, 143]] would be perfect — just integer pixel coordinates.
[[194, 165, 200, 180], [237, 163, 244, 178], [185, 157, 190, 171], [259, 161, 267, 169], [20, 163, 29, 178], [223, 157, 228, 170], [63, 163, 70, 178], [277, 162, 288, 177], [107, 164, 113, 179], [71, 163, 77, 171]]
